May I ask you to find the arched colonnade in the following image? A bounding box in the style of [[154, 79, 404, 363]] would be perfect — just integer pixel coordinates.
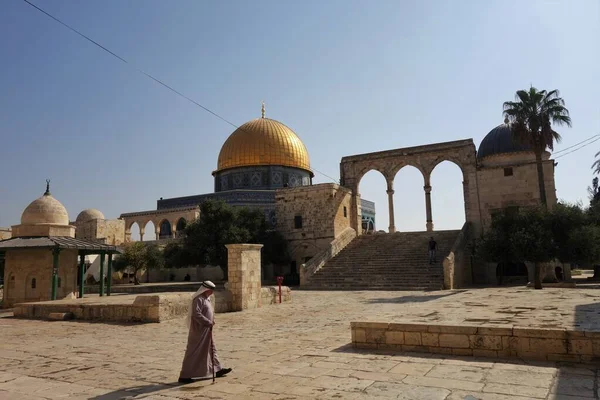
[[340, 139, 480, 234], [120, 206, 199, 242]]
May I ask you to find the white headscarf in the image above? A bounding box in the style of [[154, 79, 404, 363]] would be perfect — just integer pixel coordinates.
[[186, 281, 216, 328]]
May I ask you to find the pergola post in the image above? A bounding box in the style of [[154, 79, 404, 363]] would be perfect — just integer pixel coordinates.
[[51, 248, 60, 300], [107, 253, 113, 296], [99, 252, 106, 297], [78, 252, 85, 299]]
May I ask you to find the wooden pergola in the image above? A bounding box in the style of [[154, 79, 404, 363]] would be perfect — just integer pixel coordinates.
[[0, 237, 120, 300]]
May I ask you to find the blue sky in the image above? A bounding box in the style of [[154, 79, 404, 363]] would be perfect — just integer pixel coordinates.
[[1, 0, 599, 235]]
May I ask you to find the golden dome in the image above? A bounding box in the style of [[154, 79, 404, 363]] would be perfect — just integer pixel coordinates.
[[216, 116, 312, 174], [21, 184, 69, 226]]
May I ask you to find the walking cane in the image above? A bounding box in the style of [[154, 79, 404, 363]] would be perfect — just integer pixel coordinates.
[[211, 327, 216, 383]]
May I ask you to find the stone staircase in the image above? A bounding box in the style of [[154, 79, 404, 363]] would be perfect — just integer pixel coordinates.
[[305, 230, 461, 290]]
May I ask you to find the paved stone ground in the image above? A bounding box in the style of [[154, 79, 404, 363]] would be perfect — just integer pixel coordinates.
[[0, 287, 599, 400]]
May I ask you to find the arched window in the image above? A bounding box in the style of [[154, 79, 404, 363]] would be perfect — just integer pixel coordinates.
[[31, 278, 36, 289], [58, 277, 62, 288], [9, 275, 15, 289]]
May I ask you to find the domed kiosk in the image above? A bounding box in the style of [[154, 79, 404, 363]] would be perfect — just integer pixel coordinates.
[[0, 182, 119, 308]]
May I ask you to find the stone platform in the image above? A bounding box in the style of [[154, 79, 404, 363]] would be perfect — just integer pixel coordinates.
[[85, 281, 221, 294], [349, 283, 600, 363], [12, 286, 291, 323]]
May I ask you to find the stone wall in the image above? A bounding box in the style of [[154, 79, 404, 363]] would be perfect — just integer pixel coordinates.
[[75, 219, 126, 245], [0, 228, 11, 240], [226, 244, 263, 311], [3, 249, 78, 308], [276, 183, 353, 269], [13, 286, 291, 322], [351, 322, 599, 363], [477, 155, 556, 231]]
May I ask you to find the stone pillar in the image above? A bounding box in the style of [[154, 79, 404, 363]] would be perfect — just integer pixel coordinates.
[[424, 184, 433, 232], [139, 227, 145, 241], [387, 186, 396, 233], [155, 226, 160, 240], [226, 244, 263, 311]]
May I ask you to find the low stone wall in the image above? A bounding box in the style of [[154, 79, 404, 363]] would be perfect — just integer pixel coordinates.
[[14, 286, 291, 323], [351, 322, 600, 363], [261, 286, 292, 305]]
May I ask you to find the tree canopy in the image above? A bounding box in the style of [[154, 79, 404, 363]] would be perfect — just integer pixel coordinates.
[[112, 242, 164, 285], [167, 200, 291, 279], [479, 202, 600, 289]]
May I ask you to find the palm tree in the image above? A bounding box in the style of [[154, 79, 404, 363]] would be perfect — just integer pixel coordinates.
[[592, 151, 600, 175], [503, 87, 572, 208]]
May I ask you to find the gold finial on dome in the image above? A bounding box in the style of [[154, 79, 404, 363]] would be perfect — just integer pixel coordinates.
[[504, 116, 509, 125], [45, 179, 51, 196], [261, 101, 265, 118]]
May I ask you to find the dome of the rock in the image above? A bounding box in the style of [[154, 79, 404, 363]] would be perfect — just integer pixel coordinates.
[[216, 117, 312, 175]]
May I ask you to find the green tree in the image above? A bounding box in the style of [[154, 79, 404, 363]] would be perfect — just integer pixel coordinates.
[[478, 209, 520, 284], [181, 200, 290, 279], [163, 242, 191, 269], [550, 202, 586, 266], [510, 207, 555, 289], [503, 87, 571, 208], [113, 242, 164, 285]]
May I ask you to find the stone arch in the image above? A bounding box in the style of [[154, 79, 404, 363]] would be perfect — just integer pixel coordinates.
[[6, 272, 15, 301], [143, 221, 156, 241], [158, 219, 172, 240], [392, 164, 428, 231], [127, 222, 140, 242], [429, 160, 467, 230], [176, 217, 187, 232], [25, 273, 38, 300], [340, 139, 479, 234]]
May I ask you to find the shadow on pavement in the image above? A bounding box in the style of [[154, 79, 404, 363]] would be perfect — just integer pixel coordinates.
[[363, 290, 466, 304]]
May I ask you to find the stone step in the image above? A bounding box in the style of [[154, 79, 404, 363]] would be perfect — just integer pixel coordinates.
[[306, 230, 460, 290]]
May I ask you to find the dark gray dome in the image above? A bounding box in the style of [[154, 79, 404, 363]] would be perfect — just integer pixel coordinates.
[[477, 124, 533, 160]]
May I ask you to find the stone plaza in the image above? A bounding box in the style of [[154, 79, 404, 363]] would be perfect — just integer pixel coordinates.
[[1, 286, 598, 400]]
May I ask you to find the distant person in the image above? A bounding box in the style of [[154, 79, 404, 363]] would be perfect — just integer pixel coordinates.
[[184, 273, 191, 282], [428, 237, 437, 265], [178, 281, 231, 384]]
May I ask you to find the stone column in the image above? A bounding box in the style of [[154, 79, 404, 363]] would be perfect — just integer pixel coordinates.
[[155, 226, 160, 240], [387, 188, 396, 233], [139, 227, 145, 241], [226, 244, 263, 311], [424, 184, 433, 232]]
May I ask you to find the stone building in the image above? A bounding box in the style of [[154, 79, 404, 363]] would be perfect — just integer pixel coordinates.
[[0, 228, 11, 241], [275, 183, 354, 282], [73, 209, 125, 246], [0, 184, 118, 308], [120, 105, 376, 241]]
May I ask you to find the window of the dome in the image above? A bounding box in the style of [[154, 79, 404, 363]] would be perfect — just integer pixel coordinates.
[[504, 167, 514, 177], [294, 215, 303, 229]]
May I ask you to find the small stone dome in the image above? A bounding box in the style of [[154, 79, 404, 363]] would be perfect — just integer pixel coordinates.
[[21, 184, 69, 226], [477, 122, 533, 160], [76, 209, 105, 223]]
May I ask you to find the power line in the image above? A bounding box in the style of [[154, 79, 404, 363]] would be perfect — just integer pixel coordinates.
[[21, 0, 340, 184], [554, 136, 600, 160], [553, 134, 600, 155]]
